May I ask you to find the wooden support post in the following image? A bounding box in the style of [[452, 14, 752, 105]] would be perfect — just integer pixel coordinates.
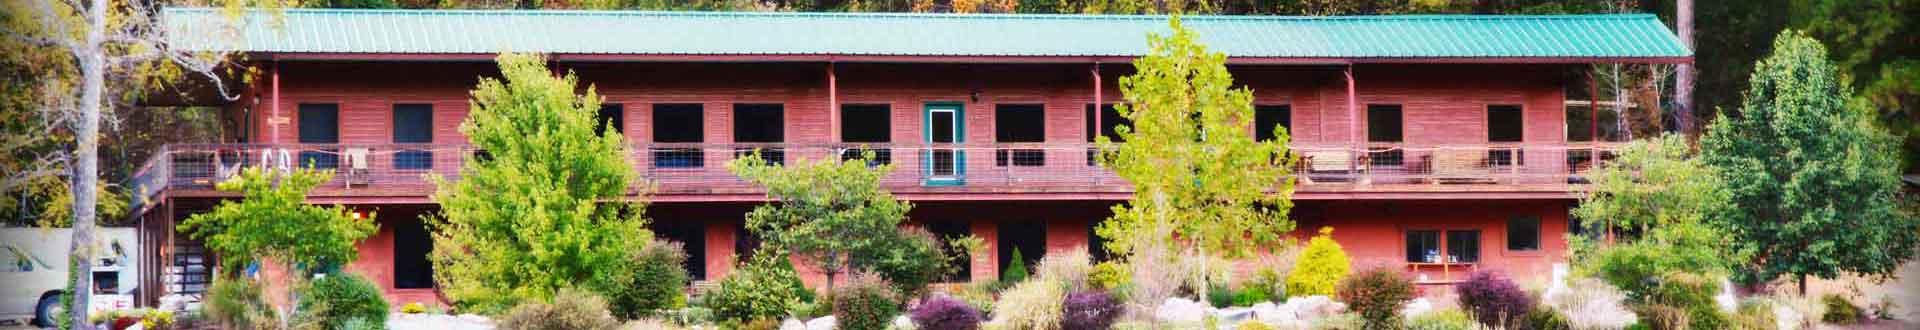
[[828, 62, 838, 145], [271, 60, 280, 144], [1092, 63, 1102, 141]]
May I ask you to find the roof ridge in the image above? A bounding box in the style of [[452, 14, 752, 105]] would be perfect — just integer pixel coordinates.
[[162, 6, 1658, 22]]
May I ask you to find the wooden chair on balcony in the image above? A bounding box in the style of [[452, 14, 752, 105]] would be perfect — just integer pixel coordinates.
[[343, 148, 372, 186], [1303, 150, 1366, 183], [1428, 149, 1496, 184]]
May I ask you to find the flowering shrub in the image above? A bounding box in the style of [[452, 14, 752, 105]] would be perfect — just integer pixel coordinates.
[[911, 295, 982, 330], [1289, 227, 1350, 297], [834, 273, 902, 330], [1060, 291, 1121, 330], [1457, 271, 1533, 329], [1335, 266, 1415, 330]]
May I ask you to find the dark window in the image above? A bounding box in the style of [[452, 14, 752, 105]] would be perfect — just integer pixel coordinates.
[[996, 104, 1046, 166], [597, 104, 625, 137], [394, 218, 433, 289], [734, 104, 785, 165], [1367, 105, 1404, 166], [1406, 230, 1440, 263], [1083, 104, 1128, 143], [393, 104, 434, 170], [1089, 219, 1111, 262], [926, 221, 972, 282], [1488, 105, 1523, 142], [842, 104, 891, 143], [733, 222, 762, 261], [997, 220, 1046, 281], [298, 104, 340, 169], [1255, 105, 1292, 142], [652, 220, 707, 281], [1507, 216, 1541, 251], [651, 104, 704, 168], [1447, 230, 1481, 263]]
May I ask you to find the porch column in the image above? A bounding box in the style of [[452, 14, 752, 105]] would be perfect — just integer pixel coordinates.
[[970, 220, 999, 283], [828, 62, 838, 143]]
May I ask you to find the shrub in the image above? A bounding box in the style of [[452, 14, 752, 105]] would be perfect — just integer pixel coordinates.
[[1636, 304, 1691, 330], [1089, 261, 1131, 292], [1732, 299, 1779, 330], [1036, 248, 1094, 292], [858, 227, 954, 300], [1248, 268, 1286, 303], [1233, 284, 1272, 307], [1457, 271, 1533, 329], [340, 317, 385, 330], [1289, 227, 1350, 297], [988, 279, 1065, 330], [400, 302, 428, 314], [301, 273, 390, 330], [1819, 293, 1860, 324], [1643, 273, 1727, 330], [1406, 309, 1475, 330], [1310, 313, 1365, 330], [1335, 266, 1415, 330], [911, 295, 982, 330], [204, 278, 274, 330], [1544, 278, 1637, 330], [1060, 291, 1121, 330], [952, 281, 999, 315], [595, 240, 690, 319], [140, 310, 175, 330], [498, 289, 620, 330], [1207, 283, 1238, 307], [835, 273, 903, 330], [1524, 308, 1572, 330], [703, 254, 813, 323], [1003, 248, 1031, 284]]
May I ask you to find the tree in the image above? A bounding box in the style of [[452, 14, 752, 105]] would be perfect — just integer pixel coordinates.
[[726, 151, 911, 292], [177, 167, 378, 275], [428, 52, 653, 314], [1569, 134, 1739, 295], [1700, 30, 1919, 292], [2, 1, 282, 327], [1093, 16, 1297, 301]]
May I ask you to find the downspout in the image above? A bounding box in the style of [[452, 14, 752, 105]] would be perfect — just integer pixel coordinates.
[[1092, 62, 1102, 141], [1345, 64, 1358, 161], [828, 62, 838, 145]]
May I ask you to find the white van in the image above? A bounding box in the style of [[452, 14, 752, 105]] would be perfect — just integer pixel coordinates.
[[0, 227, 139, 327]]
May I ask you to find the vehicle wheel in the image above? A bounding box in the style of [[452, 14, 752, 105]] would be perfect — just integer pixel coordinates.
[[31, 294, 58, 328]]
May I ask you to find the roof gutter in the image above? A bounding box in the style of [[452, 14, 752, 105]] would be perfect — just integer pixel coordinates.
[[258, 52, 1691, 65]]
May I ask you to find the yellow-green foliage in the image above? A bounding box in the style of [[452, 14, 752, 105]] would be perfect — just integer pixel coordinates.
[[1236, 321, 1276, 330], [988, 280, 1066, 330], [1288, 227, 1349, 297], [1089, 261, 1132, 291], [401, 302, 428, 314]]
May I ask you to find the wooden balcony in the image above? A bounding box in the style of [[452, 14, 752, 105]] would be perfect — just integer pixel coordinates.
[[128, 142, 1616, 210]]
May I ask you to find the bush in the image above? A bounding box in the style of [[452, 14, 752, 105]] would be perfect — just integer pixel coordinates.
[[1248, 268, 1286, 303], [1335, 266, 1415, 330], [498, 289, 620, 330], [952, 281, 999, 315], [858, 227, 954, 300], [400, 302, 428, 314], [1732, 299, 1779, 330], [1002, 248, 1031, 284], [703, 254, 813, 323], [140, 310, 176, 330], [595, 240, 690, 319], [1233, 285, 1272, 307], [1089, 261, 1131, 291], [1524, 308, 1571, 330], [1289, 227, 1350, 298], [301, 273, 390, 330], [1310, 313, 1365, 330], [1643, 273, 1727, 330], [1060, 291, 1121, 330], [1544, 278, 1637, 330], [1207, 283, 1237, 308], [1406, 309, 1475, 330], [834, 273, 903, 330], [987, 279, 1065, 330], [1036, 248, 1093, 292], [1820, 293, 1860, 324], [1457, 271, 1533, 329], [911, 295, 982, 330], [340, 317, 385, 330], [204, 278, 274, 330]]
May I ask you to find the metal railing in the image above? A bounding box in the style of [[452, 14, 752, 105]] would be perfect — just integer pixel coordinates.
[[127, 142, 1619, 205]]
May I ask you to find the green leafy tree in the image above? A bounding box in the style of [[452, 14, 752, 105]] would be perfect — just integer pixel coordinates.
[[1570, 134, 1739, 296], [1701, 31, 1919, 290], [1093, 16, 1297, 299], [726, 151, 911, 292], [428, 52, 653, 314], [177, 167, 378, 276]]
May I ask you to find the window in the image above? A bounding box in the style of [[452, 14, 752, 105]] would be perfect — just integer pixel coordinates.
[[394, 218, 434, 289], [298, 103, 340, 169], [841, 104, 892, 165], [733, 104, 785, 165], [995, 104, 1046, 167], [1507, 216, 1541, 251], [1447, 230, 1481, 263], [2, 247, 26, 272], [1488, 105, 1523, 166], [597, 104, 625, 137], [1406, 230, 1440, 263], [1367, 104, 1404, 166], [393, 104, 434, 170], [1255, 105, 1292, 142], [1085, 104, 1127, 166], [651, 104, 704, 168], [1566, 103, 1625, 142]]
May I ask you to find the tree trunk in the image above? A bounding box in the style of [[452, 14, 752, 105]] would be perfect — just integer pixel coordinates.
[[67, 0, 109, 328], [1674, 0, 1695, 135]]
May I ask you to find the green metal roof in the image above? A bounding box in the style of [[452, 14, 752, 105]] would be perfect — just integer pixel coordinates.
[[163, 7, 1690, 61]]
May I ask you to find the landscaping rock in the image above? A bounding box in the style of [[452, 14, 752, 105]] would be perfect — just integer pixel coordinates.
[[1267, 318, 1309, 330], [1716, 278, 1738, 312], [891, 315, 915, 330], [781, 318, 806, 330], [388, 313, 495, 330], [1251, 301, 1296, 323], [1400, 298, 1433, 318], [1216, 307, 1255, 323], [1282, 296, 1344, 321], [1156, 298, 1209, 322], [805, 316, 837, 330]]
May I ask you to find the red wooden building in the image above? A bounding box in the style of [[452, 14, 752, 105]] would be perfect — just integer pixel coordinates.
[[132, 8, 1689, 306]]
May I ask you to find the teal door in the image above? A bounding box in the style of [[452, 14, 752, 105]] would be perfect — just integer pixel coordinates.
[[924, 103, 964, 186]]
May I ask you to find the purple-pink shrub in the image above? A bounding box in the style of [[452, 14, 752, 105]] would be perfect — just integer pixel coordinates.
[[909, 295, 981, 330], [1457, 270, 1534, 329], [1060, 291, 1121, 330]]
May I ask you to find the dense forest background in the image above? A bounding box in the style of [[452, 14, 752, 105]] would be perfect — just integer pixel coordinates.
[[1, 0, 1913, 226]]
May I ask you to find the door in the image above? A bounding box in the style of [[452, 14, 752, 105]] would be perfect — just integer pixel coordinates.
[[924, 103, 965, 186]]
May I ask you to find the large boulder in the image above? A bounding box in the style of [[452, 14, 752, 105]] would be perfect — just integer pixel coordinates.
[[1716, 278, 1738, 312], [1400, 298, 1433, 318], [805, 316, 837, 330], [780, 318, 806, 330], [891, 315, 915, 330], [1282, 296, 1344, 321], [1251, 302, 1295, 323], [1215, 307, 1256, 323], [1156, 298, 1209, 323]]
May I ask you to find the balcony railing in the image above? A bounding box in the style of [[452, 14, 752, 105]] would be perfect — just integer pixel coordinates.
[[128, 142, 1618, 209]]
